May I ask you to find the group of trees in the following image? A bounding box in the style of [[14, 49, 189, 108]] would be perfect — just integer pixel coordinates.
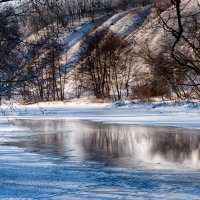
[[0, 2, 68, 103], [20, 38, 66, 103], [73, 31, 132, 100]]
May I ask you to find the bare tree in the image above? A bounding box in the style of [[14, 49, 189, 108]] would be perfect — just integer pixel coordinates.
[[155, 0, 200, 89]]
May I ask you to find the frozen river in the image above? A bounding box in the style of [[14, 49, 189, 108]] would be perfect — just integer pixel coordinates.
[[0, 119, 200, 199]]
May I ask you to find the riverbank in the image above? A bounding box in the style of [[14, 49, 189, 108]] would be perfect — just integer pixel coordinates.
[[0, 100, 199, 129]]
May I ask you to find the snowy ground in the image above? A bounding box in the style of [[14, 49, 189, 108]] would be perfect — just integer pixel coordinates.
[[1, 101, 199, 130]]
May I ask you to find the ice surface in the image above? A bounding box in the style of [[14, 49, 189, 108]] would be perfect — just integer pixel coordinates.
[[0, 119, 200, 199]]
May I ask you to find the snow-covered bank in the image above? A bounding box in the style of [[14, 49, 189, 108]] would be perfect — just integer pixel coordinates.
[[1, 101, 200, 130]]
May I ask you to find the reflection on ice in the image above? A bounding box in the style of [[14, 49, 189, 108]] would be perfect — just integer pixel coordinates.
[[13, 120, 200, 169], [1, 119, 200, 199]]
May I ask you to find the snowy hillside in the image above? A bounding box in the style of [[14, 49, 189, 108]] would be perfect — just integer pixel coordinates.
[[62, 0, 200, 101], [0, 0, 199, 103], [61, 6, 151, 72], [129, 0, 200, 49]]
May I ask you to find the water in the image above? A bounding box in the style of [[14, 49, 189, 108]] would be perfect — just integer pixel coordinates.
[[0, 119, 200, 199]]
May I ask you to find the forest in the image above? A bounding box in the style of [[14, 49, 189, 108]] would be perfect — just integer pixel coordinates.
[[0, 0, 199, 104]]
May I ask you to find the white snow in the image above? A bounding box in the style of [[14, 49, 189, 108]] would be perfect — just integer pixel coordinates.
[[0, 101, 199, 130]]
